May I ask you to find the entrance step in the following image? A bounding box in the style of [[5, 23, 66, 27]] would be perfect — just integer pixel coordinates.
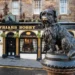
[[7, 56, 15, 59]]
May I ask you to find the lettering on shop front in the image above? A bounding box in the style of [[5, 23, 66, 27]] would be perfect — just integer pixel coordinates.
[[0, 26, 36, 30], [0, 26, 17, 30], [19, 26, 35, 30]]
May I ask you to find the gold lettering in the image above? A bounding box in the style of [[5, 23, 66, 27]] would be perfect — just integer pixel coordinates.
[[0, 26, 17, 30], [0, 26, 35, 30], [15, 26, 17, 29], [19, 26, 22, 29], [29, 26, 32, 29], [25, 26, 28, 29], [11, 26, 14, 29], [19, 26, 36, 30], [8, 26, 11, 29], [6, 26, 8, 29], [32, 26, 35, 29], [2, 26, 6, 29]]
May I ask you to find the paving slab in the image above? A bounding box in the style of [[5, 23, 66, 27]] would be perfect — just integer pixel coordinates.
[[0, 58, 42, 68], [0, 58, 47, 75]]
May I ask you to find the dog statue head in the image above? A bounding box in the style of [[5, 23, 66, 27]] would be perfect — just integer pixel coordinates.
[[40, 8, 57, 27]]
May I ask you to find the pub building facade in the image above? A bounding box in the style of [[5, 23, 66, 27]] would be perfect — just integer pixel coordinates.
[[0, 0, 75, 60], [0, 22, 46, 60], [0, 18, 75, 60]]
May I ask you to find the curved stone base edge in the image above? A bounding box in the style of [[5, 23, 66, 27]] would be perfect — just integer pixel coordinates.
[[43, 66, 75, 75]]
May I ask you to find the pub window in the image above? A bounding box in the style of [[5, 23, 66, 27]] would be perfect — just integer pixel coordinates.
[[42, 40, 45, 53], [42, 39, 47, 53], [12, 1, 20, 15], [42, 39, 50, 53], [20, 38, 37, 53], [59, 0, 67, 14], [33, 0, 42, 14]]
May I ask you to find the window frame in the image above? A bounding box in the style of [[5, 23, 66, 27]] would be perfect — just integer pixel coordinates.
[[33, 0, 42, 15], [41, 38, 48, 54], [11, 1, 20, 15], [19, 38, 38, 54], [59, 0, 68, 14]]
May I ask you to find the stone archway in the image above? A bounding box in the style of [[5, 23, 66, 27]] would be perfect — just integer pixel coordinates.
[[20, 31, 37, 37]]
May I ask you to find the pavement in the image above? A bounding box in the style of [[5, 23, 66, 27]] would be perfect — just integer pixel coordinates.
[[0, 57, 47, 75], [0, 57, 42, 68]]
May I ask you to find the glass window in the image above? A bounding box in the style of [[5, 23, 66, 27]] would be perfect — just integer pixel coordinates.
[[42, 40, 45, 53], [12, 1, 20, 15], [60, 0, 67, 14], [33, 0, 42, 14], [20, 38, 37, 53], [42, 39, 50, 53]]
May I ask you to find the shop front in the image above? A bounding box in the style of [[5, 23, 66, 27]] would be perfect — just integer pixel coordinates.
[[0, 22, 43, 60]]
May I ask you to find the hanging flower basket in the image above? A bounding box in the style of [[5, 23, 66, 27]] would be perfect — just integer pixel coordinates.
[[13, 32, 19, 38], [0, 33, 6, 37], [37, 31, 41, 38]]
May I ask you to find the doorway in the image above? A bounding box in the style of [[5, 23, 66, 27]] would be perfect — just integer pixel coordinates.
[[6, 32, 16, 57]]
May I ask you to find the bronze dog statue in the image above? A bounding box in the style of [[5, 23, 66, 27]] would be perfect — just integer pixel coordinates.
[[40, 8, 75, 58]]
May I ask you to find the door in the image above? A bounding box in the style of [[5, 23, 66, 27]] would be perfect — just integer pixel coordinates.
[[6, 38, 16, 56]]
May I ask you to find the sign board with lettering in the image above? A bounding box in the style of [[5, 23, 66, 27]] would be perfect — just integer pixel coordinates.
[[0, 22, 43, 30], [0, 25, 41, 30]]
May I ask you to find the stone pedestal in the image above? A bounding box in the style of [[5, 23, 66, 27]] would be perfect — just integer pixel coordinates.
[[43, 66, 75, 75], [42, 53, 75, 75]]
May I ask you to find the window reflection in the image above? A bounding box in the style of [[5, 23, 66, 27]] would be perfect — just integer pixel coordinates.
[[42, 39, 49, 53], [20, 38, 37, 53]]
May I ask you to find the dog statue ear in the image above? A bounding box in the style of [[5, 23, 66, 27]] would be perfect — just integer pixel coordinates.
[[53, 10, 57, 22], [53, 10, 57, 18], [40, 12, 42, 19]]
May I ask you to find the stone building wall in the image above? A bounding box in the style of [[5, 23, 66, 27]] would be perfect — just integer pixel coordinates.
[[0, 0, 75, 22], [68, 0, 75, 22], [42, 0, 75, 22], [21, 1, 33, 19]]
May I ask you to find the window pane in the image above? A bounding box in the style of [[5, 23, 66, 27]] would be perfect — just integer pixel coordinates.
[[20, 39, 37, 53], [12, 1, 19, 8], [42, 40, 45, 53], [33, 0, 42, 14], [60, 0, 67, 14], [12, 9, 20, 15], [34, 9, 40, 14], [42, 39, 50, 53], [12, 1, 20, 15]]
